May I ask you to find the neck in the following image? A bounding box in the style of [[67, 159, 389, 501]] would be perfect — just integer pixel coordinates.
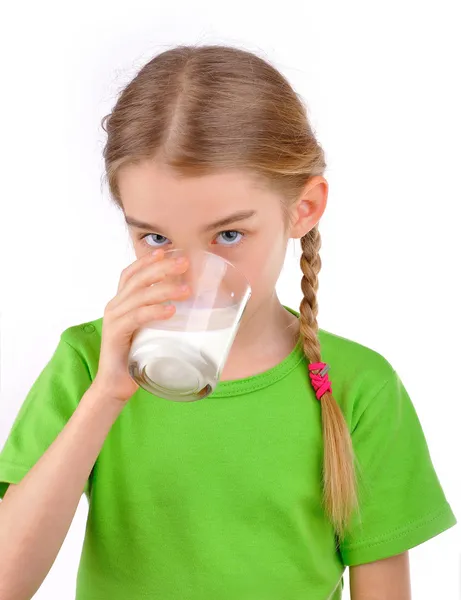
[[229, 294, 300, 355], [219, 294, 300, 380]]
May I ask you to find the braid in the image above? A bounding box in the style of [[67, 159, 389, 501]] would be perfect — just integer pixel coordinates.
[[300, 226, 359, 542]]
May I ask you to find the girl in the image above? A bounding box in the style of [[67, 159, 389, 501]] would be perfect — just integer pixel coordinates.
[[0, 45, 456, 600]]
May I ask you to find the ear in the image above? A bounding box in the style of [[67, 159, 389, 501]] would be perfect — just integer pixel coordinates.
[[289, 176, 329, 239]]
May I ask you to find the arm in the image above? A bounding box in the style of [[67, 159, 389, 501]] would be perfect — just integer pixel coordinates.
[[349, 551, 411, 600], [0, 250, 186, 600], [0, 385, 124, 600]]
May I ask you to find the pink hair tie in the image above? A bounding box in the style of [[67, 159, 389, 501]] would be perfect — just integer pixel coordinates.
[[308, 362, 332, 400]]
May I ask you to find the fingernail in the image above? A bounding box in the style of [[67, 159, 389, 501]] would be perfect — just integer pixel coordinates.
[[175, 256, 187, 265]]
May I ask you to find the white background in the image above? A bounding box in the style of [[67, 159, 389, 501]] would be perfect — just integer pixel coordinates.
[[0, 0, 460, 598]]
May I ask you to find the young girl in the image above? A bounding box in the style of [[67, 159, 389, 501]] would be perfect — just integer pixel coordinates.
[[0, 45, 456, 600]]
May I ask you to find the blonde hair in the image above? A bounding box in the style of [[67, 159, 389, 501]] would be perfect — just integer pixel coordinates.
[[100, 44, 358, 541]]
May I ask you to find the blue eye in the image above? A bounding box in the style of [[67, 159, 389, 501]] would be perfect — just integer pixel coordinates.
[[215, 231, 244, 246], [142, 233, 170, 247]]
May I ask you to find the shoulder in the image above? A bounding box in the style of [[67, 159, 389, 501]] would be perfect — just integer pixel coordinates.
[[61, 316, 103, 343], [318, 327, 395, 380], [287, 306, 395, 386], [58, 316, 104, 377], [317, 328, 399, 426], [318, 329, 394, 377]]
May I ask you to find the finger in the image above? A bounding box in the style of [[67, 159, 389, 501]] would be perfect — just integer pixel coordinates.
[[116, 255, 189, 303], [110, 303, 177, 341], [117, 249, 166, 294], [110, 281, 190, 320]]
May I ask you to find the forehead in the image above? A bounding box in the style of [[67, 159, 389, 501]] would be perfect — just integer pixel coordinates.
[[117, 160, 283, 225]]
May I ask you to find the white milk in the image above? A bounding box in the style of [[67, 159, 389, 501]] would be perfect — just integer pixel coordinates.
[[128, 305, 240, 397]]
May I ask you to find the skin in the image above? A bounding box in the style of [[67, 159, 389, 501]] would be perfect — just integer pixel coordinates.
[[116, 160, 412, 599], [349, 551, 411, 599]]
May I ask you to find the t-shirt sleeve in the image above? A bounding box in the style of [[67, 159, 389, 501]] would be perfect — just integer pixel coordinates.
[[339, 367, 457, 566], [0, 335, 93, 499]]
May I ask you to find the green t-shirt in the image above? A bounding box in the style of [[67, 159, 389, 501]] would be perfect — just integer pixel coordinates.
[[0, 308, 456, 600]]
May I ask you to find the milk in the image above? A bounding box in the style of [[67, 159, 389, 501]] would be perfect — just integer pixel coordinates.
[[128, 305, 241, 400]]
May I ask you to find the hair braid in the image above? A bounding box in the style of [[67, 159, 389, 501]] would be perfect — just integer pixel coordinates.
[[300, 227, 359, 542]]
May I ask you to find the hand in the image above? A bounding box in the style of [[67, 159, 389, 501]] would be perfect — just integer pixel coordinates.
[[92, 249, 190, 403]]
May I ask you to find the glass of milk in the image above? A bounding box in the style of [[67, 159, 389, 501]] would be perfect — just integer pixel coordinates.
[[128, 249, 252, 401]]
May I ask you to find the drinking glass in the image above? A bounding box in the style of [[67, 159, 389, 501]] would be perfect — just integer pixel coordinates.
[[128, 248, 252, 401]]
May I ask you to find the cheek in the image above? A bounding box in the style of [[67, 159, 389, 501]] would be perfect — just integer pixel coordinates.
[[132, 238, 149, 260], [243, 233, 287, 296]]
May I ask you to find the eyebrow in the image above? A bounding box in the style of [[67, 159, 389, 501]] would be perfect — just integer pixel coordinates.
[[124, 210, 257, 233]]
